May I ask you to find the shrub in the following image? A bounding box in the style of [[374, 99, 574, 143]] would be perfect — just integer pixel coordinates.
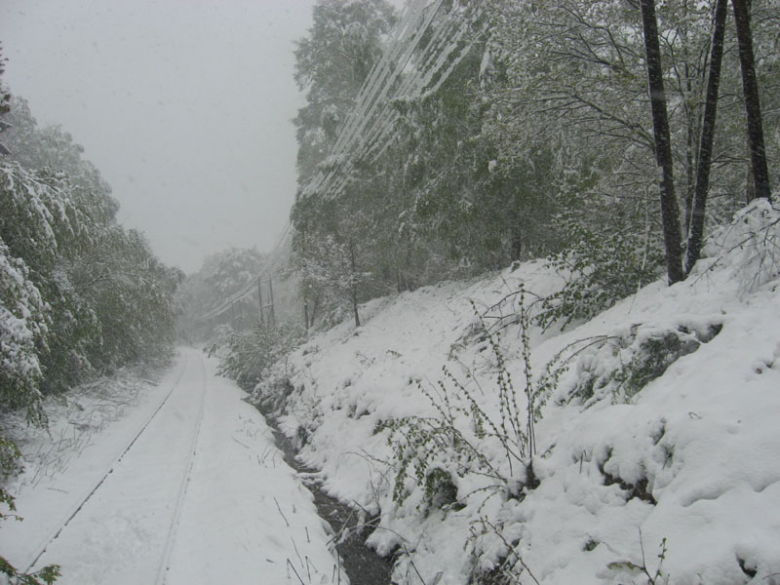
[[218, 322, 304, 390], [1, 437, 61, 584], [537, 215, 664, 331], [381, 294, 546, 510]]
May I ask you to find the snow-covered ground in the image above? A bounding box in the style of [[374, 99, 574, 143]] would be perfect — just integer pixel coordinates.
[[256, 200, 780, 584], [1, 348, 342, 584]]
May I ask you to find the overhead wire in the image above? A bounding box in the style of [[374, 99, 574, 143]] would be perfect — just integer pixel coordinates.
[[203, 1, 483, 323]]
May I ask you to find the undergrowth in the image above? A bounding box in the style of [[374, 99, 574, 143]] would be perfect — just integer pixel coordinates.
[[536, 213, 664, 332], [1, 438, 60, 584], [218, 322, 303, 390], [380, 289, 550, 513]]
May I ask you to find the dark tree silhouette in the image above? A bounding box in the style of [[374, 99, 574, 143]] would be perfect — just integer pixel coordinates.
[[685, 0, 729, 275], [640, 0, 684, 284], [731, 0, 772, 201]]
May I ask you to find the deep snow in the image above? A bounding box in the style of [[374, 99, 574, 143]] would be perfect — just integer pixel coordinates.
[[2, 201, 779, 585], [1, 348, 342, 584], [255, 200, 780, 584]]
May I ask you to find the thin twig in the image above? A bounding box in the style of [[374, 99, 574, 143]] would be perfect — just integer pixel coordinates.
[[274, 496, 290, 527], [286, 559, 306, 585]]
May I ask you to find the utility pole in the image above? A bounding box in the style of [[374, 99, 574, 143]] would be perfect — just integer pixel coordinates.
[[258, 276, 276, 330], [258, 276, 264, 328], [268, 278, 276, 329]]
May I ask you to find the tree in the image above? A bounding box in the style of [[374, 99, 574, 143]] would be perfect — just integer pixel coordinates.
[[0, 43, 11, 156], [176, 247, 267, 341], [2, 97, 118, 223], [293, 0, 397, 187], [685, 0, 729, 275], [1, 54, 62, 584], [731, 0, 772, 201], [481, 0, 777, 287], [291, 0, 397, 328]]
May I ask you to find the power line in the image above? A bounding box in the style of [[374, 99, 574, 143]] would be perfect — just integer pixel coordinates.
[[200, 1, 483, 325]]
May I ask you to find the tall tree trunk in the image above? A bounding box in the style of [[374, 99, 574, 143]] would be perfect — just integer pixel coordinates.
[[685, 0, 729, 275], [640, 0, 685, 284], [684, 106, 696, 235], [731, 0, 771, 200], [349, 238, 360, 328]]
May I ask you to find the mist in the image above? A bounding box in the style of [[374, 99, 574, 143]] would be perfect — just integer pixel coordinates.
[[0, 0, 317, 273]]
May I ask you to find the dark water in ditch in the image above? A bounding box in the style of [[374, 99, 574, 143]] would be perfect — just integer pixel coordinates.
[[253, 402, 395, 585]]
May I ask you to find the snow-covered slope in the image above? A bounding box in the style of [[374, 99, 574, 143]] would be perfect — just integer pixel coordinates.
[[256, 200, 780, 585]]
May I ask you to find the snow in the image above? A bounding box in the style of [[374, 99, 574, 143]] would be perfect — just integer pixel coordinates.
[[255, 201, 780, 584], [3, 202, 780, 584], [1, 348, 341, 585]]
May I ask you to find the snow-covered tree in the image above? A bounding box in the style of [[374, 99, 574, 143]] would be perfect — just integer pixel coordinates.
[[1, 93, 181, 398], [176, 247, 267, 341], [0, 43, 11, 156], [291, 0, 397, 327]]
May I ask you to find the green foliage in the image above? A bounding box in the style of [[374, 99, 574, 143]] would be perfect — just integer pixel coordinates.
[[1, 101, 181, 400], [219, 323, 304, 390], [287, 0, 780, 328], [537, 209, 665, 332], [0, 438, 61, 584], [293, 0, 397, 184], [0, 80, 181, 585], [0, 556, 61, 585], [380, 296, 549, 510], [617, 333, 698, 398], [290, 0, 398, 326], [0, 436, 22, 496], [0, 237, 48, 425]]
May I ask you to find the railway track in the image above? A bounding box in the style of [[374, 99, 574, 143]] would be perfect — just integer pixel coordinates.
[[22, 350, 209, 584]]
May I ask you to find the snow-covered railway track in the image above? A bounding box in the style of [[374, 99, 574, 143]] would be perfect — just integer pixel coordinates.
[[23, 350, 209, 584], [153, 360, 206, 585], [18, 354, 192, 575]]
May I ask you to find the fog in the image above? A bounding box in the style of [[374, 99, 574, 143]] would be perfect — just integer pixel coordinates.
[[0, 0, 319, 273]]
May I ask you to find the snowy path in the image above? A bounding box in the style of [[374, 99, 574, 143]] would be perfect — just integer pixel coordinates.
[[1, 348, 341, 585]]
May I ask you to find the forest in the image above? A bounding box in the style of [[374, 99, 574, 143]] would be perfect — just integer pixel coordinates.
[[202, 0, 777, 388], [1, 45, 181, 583], [2, 0, 779, 582], [285, 0, 777, 329]]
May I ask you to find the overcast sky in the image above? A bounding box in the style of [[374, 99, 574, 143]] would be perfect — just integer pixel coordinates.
[[0, 0, 323, 273]]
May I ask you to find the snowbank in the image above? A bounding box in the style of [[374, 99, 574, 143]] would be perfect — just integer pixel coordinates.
[[255, 200, 780, 584]]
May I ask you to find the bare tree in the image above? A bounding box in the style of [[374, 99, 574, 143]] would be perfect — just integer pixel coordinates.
[[640, 0, 685, 283], [731, 0, 772, 200], [685, 0, 729, 275]]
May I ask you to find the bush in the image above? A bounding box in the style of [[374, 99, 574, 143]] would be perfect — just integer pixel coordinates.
[[380, 296, 545, 511], [218, 323, 304, 390], [559, 320, 722, 407], [537, 213, 665, 331], [0, 437, 61, 584]]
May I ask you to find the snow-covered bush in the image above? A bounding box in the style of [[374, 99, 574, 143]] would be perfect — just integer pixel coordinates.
[[553, 319, 722, 408], [219, 323, 303, 390], [381, 296, 546, 517], [1, 436, 61, 583], [537, 211, 665, 332], [0, 239, 48, 425], [698, 197, 780, 292]]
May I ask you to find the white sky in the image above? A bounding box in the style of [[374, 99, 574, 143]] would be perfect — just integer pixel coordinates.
[[0, 0, 321, 273]]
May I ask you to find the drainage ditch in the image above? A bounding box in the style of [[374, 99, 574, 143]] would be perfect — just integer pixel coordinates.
[[254, 404, 395, 585]]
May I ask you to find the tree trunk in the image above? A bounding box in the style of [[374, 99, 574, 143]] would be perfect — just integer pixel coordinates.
[[640, 0, 685, 284], [732, 0, 771, 200], [349, 238, 360, 328], [685, 0, 729, 275]]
